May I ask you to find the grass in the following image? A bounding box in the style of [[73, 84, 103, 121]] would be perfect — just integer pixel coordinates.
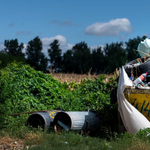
[[1, 127, 150, 150], [50, 73, 115, 83]]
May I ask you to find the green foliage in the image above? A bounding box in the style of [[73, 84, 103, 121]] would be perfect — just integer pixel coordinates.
[[136, 128, 150, 140], [74, 77, 109, 110], [0, 62, 71, 128], [0, 62, 117, 131], [0, 53, 27, 69]]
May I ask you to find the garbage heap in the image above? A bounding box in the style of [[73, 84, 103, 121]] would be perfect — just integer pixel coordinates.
[[124, 38, 150, 89]]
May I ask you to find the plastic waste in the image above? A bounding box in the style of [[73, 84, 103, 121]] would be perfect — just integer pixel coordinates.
[[126, 65, 133, 69], [137, 38, 150, 57], [137, 84, 150, 89], [57, 120, 70, 131], [133, 73, 148, 85], [139, 81, 145, 86], [130, 77, 133, 80], [132, 62, 141, 67], [126, 62, 141, 69]]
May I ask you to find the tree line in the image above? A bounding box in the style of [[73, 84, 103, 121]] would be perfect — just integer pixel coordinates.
[[0, 35, 147, 74]]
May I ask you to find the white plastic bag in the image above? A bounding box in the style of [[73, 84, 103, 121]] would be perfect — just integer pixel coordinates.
[[137, 38, 150, 57]]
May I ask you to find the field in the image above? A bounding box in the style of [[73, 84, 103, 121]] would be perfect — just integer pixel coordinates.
[[50, 73, 115, 83]]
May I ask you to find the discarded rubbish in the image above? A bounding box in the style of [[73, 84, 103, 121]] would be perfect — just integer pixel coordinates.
[[126, 62, 141, 69], [133, 72, 147, 85], [117, 67, 150, 134], [27, 110, 62, 129], [53, 110, 100, 133], [124, 57, 150, 77], [137, 38, 150, 57], [57, 120, 70, 131]]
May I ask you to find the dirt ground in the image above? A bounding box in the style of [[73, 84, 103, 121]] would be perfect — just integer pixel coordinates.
[[0, 137, 24, 150]]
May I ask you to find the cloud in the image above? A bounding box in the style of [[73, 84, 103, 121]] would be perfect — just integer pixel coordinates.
[[8, 23, 15, 27], [85, 18, 132, 36], [41, 35, 73, 55], [50, 20, 73, 26], [0, 43, 4, 50], [50, 20, 80, 27], [16, 31, 32, 36], [90, 45, 104, 51]]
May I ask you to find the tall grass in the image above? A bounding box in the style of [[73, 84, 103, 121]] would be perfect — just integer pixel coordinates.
[[1, 126, 150, 150], [50, 73, 115, 83]]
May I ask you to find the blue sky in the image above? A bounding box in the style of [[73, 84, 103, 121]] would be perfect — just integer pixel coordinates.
[[0, 0, 150, 55]]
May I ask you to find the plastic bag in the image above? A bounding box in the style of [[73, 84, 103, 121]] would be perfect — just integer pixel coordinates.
[[137, 38, 150, 57]]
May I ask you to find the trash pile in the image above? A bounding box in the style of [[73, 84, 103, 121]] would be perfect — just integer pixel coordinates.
[[124, 62, 149, 89], [124, 38, 150, 89], [112, 38, 150, 134]]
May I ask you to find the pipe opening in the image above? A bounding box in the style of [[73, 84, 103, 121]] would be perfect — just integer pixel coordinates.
[[53, 112, 71, 133], [27, 114, 45, 128]]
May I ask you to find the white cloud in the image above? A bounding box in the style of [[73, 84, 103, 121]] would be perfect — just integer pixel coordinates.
[[90, 45, 104, 50], [50, 20, 73, 27], [42, 35, 67, 47], [16, 31, 32, 36], [85, 18, 132, 36], [41, 35, 73, 55], [0, 43, 4, 50]]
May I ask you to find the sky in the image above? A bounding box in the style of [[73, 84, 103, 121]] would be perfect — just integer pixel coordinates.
[[1, 0, 150, 56]]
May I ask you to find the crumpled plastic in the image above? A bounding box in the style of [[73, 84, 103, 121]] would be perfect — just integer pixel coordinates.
[[137, 38, 150, 57]]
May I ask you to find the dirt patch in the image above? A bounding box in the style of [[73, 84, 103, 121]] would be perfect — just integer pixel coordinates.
[[0, 136, 24, 150]]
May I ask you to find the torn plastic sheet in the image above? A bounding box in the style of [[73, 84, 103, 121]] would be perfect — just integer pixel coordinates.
[[117, 66, 150, 134]]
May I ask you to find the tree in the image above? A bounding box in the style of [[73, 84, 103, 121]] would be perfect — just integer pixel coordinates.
[[47, 39, 62, 72], [71, 42, 91, 74], [62, 50, 73, 73], [0, 52, 27, 69], [3, 39, 24, 57], [26, 36, 48, 71], [91, 46, 105, 74], [104, 42, 127, 73], [0, 39, 26, 68], [125, 36, 147, 62], [38, 53, 48, 72]]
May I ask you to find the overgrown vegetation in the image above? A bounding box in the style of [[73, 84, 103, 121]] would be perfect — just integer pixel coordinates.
[[0, 62, 116, 130], [0, 62, 150, 149]]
